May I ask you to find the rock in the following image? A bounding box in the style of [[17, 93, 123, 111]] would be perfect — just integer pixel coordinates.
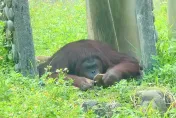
[[133, 88, 175, 113], [82, 100, 121, 117]]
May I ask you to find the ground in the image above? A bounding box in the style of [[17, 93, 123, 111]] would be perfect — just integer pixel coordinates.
[[0, 0, 176, 117]]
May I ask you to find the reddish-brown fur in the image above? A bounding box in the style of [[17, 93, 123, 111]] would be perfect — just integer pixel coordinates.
[[48, 72, 94, 91], [102, 62, 142, 87], [37, 39, 142, 89]]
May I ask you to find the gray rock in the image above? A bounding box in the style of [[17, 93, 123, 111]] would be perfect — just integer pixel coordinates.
[[82, 100, 121, 118], [134, 89, 175, 113]]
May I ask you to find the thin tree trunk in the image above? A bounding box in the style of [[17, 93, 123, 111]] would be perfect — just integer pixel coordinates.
[[136, 0, 157, 70], [12, 0, 37, 77], [168, 0, 176, 40]]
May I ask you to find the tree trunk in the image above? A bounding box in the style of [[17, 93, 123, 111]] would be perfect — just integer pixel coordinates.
[[86, 0, 157, 70], [12, 0, 37, 77], [86, 0, 119, 50], [168, 0, 176, 40], [136, 0, 157, 70], [108, 0, 141, 59]]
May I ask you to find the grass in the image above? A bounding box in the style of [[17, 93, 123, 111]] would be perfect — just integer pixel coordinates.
[[30, 0, 87, 56], [0, 0, 176, 117]]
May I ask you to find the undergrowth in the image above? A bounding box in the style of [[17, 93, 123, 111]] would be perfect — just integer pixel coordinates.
[[0, 0, 176, 117]]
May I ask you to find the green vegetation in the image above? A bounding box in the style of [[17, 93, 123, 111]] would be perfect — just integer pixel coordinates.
[[0, 0, 176, 117], [30, 0, 87, 56]]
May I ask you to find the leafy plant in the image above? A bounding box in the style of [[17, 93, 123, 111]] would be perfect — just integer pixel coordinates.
[[0, 0, 176, 117]]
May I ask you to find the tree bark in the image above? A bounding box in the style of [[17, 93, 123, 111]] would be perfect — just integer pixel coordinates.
[[109, 0, 141, 59], [136, 0, 157, 70], [86, 0, 157, 70], [168, 0, 176, 40], [86, 0, 119, 50], [12, 0, 37, 77]]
